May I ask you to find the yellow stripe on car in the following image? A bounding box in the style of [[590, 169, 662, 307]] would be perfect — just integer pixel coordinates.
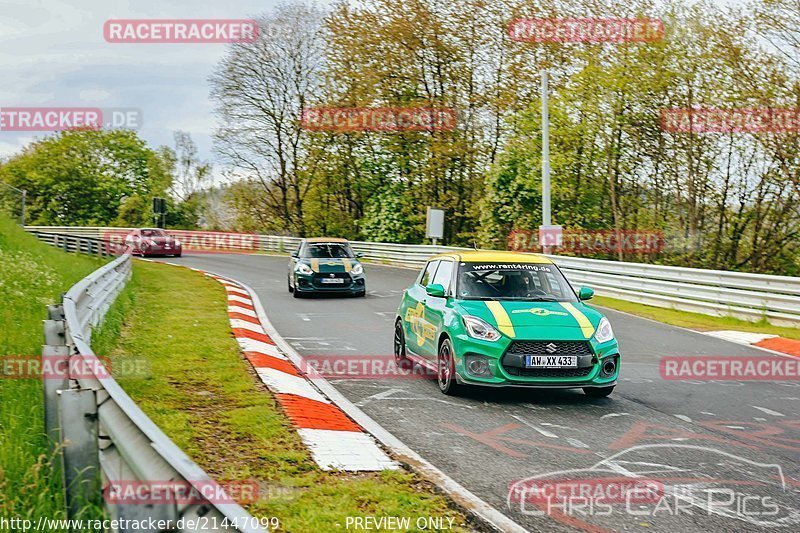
[[342, 258, 352, 271], [485, 301, 515, 338], [310, 258, 319, 272], [559, 302, 595, 338]]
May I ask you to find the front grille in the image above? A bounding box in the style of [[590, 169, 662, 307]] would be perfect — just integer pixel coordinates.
[[506, 341, 593, 357], [311, 272, 352, 288], [504, 366, 594, 378]]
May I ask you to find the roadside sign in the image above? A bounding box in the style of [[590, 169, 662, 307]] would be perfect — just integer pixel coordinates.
[[426, 207, 444, 244]]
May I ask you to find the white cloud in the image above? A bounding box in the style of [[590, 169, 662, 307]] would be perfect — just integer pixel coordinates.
[[0, 0, 291, 165]]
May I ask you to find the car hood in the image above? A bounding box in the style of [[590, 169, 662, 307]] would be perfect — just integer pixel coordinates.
[[141, 235, 177, 246], [300, 257, 359, 273], [455, 299, 603, 340]]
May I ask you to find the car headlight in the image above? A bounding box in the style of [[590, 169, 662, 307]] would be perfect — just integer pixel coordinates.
[[295, 263, 313, 275], [174, 239, 181, 246], [594, 317, 615, 343], [462, 316, 501, 342], [350, 263, 363, 276]]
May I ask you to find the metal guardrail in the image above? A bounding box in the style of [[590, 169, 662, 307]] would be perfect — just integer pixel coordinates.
[[28, 226, 800, 327], [37, 232, 266, 532]]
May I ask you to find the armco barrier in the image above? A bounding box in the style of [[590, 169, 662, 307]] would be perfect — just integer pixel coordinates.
[[28, 226, 800, 327], [37, 233, 266, 532]]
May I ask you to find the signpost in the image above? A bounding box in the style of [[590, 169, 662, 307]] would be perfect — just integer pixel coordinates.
[[152, 197, 166, 228], [541, 70, 553, 254], [426, 207, 444, 246]]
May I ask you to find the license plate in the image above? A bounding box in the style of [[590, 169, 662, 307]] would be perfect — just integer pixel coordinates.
[[525, 355, 578, 368], [320, 278, 345, 284]]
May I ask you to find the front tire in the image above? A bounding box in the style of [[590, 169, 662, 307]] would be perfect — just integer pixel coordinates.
[[437, 338, 460, 395], [583, 386, 615, 398], [288, 276, 294, 293], [394, 320, 407, 366]]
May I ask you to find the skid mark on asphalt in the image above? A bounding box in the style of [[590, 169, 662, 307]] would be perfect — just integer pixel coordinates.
[[753, 405, 785, 416], [600, 412, 631, 420], [285, 337, 357, 352], [541, 422, 575, 429], [354, 387, 474, 409], [441, 422, 596, 458], [510, 414, 559, 438]]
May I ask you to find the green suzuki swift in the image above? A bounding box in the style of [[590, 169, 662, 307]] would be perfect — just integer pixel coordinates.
[[394, 251, 620, 396]]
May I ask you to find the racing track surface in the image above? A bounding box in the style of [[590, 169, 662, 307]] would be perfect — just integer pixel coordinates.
[[170, 253, 800, 533]]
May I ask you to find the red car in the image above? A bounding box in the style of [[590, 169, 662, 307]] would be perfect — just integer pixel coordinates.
[[124, 228, 183, 257]]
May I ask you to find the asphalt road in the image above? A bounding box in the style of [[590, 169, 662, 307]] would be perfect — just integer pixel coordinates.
[[169, 253, 800, 533]]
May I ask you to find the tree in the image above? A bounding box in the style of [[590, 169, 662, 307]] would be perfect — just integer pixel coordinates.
[[210, 3, 328, 236], [0, 129, 172, 226]]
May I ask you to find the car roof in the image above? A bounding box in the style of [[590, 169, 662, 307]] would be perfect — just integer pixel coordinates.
[[430, 250, 553, 264], [304, 237, 349, 244]]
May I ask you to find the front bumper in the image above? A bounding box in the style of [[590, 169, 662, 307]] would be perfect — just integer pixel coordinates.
[[294, 272, 365, 294], [451, 334, 619, 389], [138, 246, 182, 256]]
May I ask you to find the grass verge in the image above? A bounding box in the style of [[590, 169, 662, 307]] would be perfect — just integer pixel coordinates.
[[98, 260, 471, 532], [593, 295, 800, 340], [0, 215, 107, 529]]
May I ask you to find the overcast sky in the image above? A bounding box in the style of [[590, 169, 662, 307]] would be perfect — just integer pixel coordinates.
[[0, 0, 290, 171], [1, 0, 743, 179]]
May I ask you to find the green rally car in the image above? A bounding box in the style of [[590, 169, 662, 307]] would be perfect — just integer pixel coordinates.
[[288, 238, 366, 297], [394, 251, 619, 396]]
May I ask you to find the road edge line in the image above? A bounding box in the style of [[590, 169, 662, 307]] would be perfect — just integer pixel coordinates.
[[237, 279, 529, 533]]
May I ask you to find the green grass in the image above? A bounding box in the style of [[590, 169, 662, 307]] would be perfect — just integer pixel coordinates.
[[99, 260, 471, 532], [0, 214, 107, 529], [593, 295, 800, 340]]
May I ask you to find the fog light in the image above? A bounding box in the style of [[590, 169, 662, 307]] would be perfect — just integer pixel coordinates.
[[602, 358, 616, 376], [465, 355, 492, 377]]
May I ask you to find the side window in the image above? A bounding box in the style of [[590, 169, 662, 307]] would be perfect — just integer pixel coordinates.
[[419, 260, 439, 286], [541, 271, 567, 298], [431, 260, 453, 294]]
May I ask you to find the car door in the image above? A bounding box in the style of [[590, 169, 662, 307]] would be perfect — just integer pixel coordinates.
[[402, 260, 439, 358], [424, 259, 455, 362]]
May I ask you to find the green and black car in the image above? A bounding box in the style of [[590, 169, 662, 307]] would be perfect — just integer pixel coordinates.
[[395, 251, 620, 396], [288, 238, 366, 298]]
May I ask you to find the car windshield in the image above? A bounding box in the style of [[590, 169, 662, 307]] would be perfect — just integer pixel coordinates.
[[456, 262, 577, 302], [304, 243, 354, 258], [141, 229, 167, 237]]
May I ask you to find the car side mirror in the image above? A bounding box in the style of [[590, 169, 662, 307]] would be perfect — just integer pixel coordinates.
[[426, 283, 446, 298], [578, 286, 594, 300], [355, 252, 364, 258], [291, 251, 298, 258]]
